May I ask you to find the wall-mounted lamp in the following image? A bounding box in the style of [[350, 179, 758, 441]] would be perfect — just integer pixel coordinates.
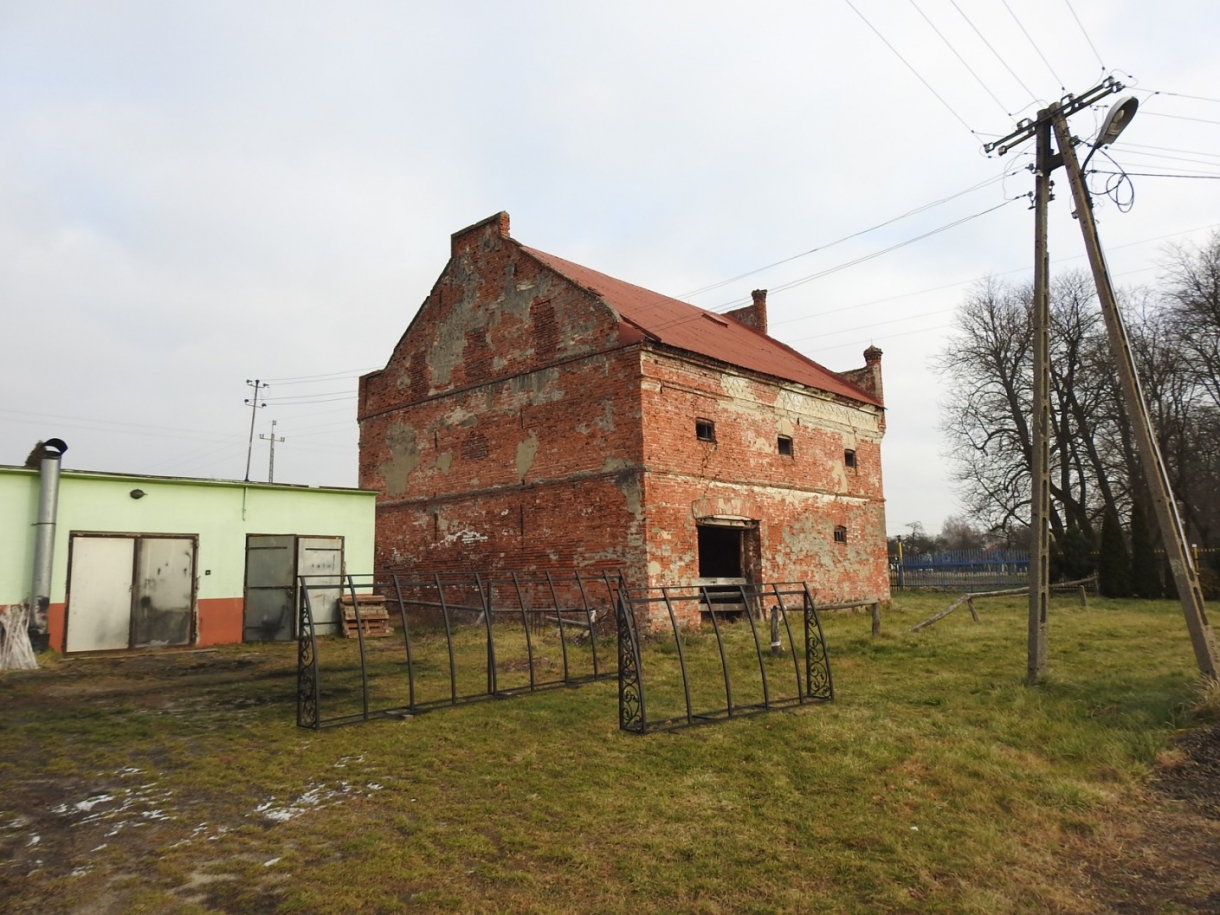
[[130, 489, 146, 500]]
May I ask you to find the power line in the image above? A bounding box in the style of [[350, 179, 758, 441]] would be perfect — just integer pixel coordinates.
[[764, 223, 1220, 333], [148, 440, 251, 477], [788, 306, 956, 345], [1092, 170, 1220, 180], [262, 389, 357, 402], [800, 263, 1163, 358], [1063, 0, 1105, 70], [1000, 0, 1065, 91], [288, 418, 359, 435], [1110, 146, 1220, 169], [947, 0, 1038, 108], [1100, 153, 1220, 176], [261, 395, 358, 406], [261, 366, 381, 384], [1112, 141, 1220, 161], [909, 0, 1009, 115], [1140, 88, 1220, 106], [713, 199, 1019, 311], [680, 170, 1014, 299], [808, 321, 958, 355], [0, 407, 243, 444], [1142, 111, 1220, 127], [842, 0, 980, 138], [0, 407, 359, 471]]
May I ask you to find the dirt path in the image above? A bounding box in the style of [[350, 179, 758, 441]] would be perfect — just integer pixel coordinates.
[[1082, 723, 1220, 913]]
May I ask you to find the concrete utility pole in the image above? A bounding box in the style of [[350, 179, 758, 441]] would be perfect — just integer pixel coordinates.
[[1027, 108, 1055, 685], [260, 420, 286, 483], [244, 379, 268, 483], [1052, 114, 1219, 680], [988, 76, 1220, 682], [992, 82, 1116, 686]]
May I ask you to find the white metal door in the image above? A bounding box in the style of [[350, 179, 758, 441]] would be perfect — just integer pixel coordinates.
[[298, 537, 343, 635], [132, 537, 194, 648], [65, 537, 135, 653]]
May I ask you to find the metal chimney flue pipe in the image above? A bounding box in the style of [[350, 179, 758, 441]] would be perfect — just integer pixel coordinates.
[[29, 438, 68, 652]]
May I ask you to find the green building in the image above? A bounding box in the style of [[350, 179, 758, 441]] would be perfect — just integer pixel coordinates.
[[1, 462, 375, 653]]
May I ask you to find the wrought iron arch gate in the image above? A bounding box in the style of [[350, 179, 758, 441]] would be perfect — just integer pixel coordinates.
[[614, 581, 832, 734], [296, 572, 833, 733]]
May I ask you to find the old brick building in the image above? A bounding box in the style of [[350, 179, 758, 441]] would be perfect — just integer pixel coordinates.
[[358, 212, 889, 616]]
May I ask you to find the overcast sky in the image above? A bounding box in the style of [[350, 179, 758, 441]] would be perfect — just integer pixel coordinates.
[[3, 1, 1219, 537]]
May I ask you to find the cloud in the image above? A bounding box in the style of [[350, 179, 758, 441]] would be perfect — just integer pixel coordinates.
[[2, 0, 1218, 531]]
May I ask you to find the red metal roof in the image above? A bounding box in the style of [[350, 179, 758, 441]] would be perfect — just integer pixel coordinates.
[[520, 244, 881, 407]]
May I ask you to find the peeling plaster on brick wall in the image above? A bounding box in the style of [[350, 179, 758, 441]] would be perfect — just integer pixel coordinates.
[[379, 422, 420, 498], [359, 219, 648, 582], [638, 348, 889, 620], [359, 217, 887, 625], [515, 432, 539, 482]]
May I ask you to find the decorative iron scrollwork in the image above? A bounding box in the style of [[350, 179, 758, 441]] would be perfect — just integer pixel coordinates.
[[297, 588, 320, 729], [616, 597, 645, 733], [803, 589, 834, 701], [615, 581, 832, 734]]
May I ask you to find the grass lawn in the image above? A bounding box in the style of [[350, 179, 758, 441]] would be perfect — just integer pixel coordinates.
[[1, 593, 1217, 914]]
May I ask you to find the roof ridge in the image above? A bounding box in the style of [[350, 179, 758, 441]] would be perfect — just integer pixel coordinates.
[[516, 242, 881, 408]]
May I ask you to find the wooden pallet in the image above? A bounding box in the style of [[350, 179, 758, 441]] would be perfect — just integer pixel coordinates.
[[340, 595, 392, 638]]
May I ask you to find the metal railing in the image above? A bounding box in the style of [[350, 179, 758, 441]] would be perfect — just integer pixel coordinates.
[[614, 582, 833, 734], [297, 568, 623, 729], [297, 572, 834, 734], [890, 549, 1030, 591]]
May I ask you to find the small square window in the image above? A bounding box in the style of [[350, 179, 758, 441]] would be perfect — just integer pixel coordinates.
[[777, 435, 793, 456], [696, 419, 716, 442], [833, 526, 847, 544], [844, 449, 857, 469]]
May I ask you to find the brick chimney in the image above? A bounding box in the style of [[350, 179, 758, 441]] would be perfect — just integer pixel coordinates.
[[451, 211, 511, 257], [841, 346, 884, 405], [725, 289, 768, 335]]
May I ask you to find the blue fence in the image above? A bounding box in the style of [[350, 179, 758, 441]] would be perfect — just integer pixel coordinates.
[[890, 549, 1029, 591]]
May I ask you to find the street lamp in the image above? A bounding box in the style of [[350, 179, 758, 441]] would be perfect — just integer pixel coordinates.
[[1082, 96, 1139, 170]]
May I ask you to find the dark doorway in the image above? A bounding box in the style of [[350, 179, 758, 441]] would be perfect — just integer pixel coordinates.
[[698, 525, 742, 578], [696, 522, 763, 620]]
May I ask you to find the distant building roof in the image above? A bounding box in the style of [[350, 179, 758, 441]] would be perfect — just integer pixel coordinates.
[[521, 245, 881, 407]]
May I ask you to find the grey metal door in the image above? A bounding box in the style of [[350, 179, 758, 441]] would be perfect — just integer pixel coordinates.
[[243, 535, 296, 642], [132, 537, 195, 648]]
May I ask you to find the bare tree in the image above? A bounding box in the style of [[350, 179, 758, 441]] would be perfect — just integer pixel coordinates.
[[938, 277, 1035, 534], [1164, 232, 1220, 407], [1048, 271, 1113, 537], [939, 238, 1220, 551], [1158, 233, 1220, 543], [939, 272, 1118, 540]]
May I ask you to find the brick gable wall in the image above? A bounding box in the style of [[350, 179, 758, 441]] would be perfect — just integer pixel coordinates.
[[359, 216, 648, 579]]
